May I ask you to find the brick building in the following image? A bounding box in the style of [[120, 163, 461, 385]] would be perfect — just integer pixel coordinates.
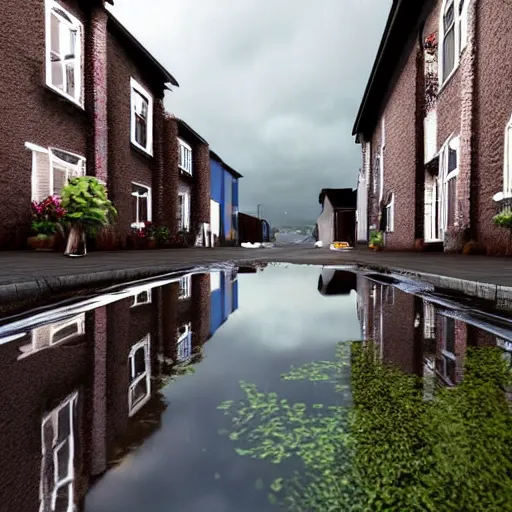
[[0, 0, 217, 250], [353, 0, 512, 254]]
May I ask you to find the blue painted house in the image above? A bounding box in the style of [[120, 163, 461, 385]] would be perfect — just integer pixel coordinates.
[[210, 151, 243, 246], [209, 270, 239, 337]]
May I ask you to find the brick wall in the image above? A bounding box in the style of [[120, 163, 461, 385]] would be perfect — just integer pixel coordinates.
[[0, 0, 89, 248]]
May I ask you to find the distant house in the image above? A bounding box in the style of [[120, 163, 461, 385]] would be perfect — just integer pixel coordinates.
[[317, 188, 357, 247], [238, 213, 271, 243], [210, 151, 243, 246]]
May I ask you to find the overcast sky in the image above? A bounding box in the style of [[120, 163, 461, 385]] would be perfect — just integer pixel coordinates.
[[108, 0, 391, 225]]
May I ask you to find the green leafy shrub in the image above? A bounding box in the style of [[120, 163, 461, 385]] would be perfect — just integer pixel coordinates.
[[369, 230, 384, 248], [61, 177, 117, 235]]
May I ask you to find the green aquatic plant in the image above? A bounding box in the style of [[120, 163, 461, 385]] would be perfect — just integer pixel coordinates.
[[218, 341, 512, 511]]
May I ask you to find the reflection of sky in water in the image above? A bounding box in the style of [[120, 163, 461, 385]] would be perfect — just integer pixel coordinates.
[[85, 265, 360, 512]]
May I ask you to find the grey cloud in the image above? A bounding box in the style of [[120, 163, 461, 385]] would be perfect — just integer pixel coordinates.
[[108, 0, 391, 225]]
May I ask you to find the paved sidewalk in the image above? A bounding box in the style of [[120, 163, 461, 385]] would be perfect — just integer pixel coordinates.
[[0, 245, 512, 305]]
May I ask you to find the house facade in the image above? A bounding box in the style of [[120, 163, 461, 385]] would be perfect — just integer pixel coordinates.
[[210, 151, 242, 246], [353, 0, 512, 254], [1, 0, 218, 250], [317, 188, 357, 247]]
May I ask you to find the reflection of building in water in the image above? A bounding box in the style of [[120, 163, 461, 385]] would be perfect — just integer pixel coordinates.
[[356, 274, 512, 397], [0, 270, 222, 511], [209, 269, 238, 338], [318, 269, 357, 296]]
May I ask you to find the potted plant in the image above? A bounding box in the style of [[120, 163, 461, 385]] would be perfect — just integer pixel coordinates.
[[368, 230, 384, 251], [493, 209, 512, 255], [28, 196, 66, 251], [154, 226, 170, 248], [61, 177, 117, 257]]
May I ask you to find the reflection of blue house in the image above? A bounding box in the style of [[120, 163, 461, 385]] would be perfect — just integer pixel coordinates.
[[210, 151, 243, 246], [210, 270, 239, 337]]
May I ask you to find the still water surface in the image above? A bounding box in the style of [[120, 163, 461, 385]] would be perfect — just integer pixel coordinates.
[[0, 264, 511, 511]]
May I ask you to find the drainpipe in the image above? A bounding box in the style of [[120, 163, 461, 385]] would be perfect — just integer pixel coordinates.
[[153, 97, 165, 225]]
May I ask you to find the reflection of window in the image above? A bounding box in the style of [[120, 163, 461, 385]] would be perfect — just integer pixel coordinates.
[[385, 285, 395, 305], [178, 138, 193, 175], [40, 391, 78, 512], [45, 0, 83, 105], [177, 324, 192, 363], [128, 335, 151, 417], [438, 316, 456, 384], [131, 183, 152, 229], [130, 78, 153, 155], [18, 314, 86, 360], [423, 302, 436, 339], [131, 288, 152, 307], [179, 275, 192, 300]]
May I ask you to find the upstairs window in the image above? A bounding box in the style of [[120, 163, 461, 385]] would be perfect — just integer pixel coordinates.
[[131, 183, 151, 229], [178, 138, 193, 175], [27, 143, 85, 202], [46, 0, 83, 105], [439, 0, 469, 85], [130, 78, 153, 155]]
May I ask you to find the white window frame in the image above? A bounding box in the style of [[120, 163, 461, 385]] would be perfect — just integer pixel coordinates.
[[45, 0, 84, 107], [131, 182, 152, 229], [439, 0, 469, 87], [130, 77, 154, 156], [128, 335, 151, 417], [176, 323, 192, 363], [438, 135, 460, 232], [178, 138, 193, 175], [131, 287, 152, 307], [39, 391, 78, 512], [178, 275, 192, 300], [27, 143, 86, 202], [178, 192, 191, 231], [385, 193, 394, 233], [503, 115, 512, 197]]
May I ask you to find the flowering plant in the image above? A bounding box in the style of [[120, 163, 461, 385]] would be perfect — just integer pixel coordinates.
[[30, 195, 66, 237], [424, 33, 437, 53]]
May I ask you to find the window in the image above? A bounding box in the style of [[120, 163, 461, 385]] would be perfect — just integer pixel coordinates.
[[131, 288, 152, 307], [439, 136, 459, 232], [178, 138, 193, 175], [128, 335, 151, 417], [439, 0, 469, 85], [130, 78, 153, 155], [178, 193, 190, 231], [177, 323, 192, 363], [131, 183, 151, 229], [40, 391, 78, 512], [385, 194, 394, 233], [503, 116, 512, 197], [18, 314, 85, 360], [179, 275, 192, 300], [27, 143, 86, 202], [45, 0, 83, 105]]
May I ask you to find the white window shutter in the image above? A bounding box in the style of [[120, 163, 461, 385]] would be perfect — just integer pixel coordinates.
[[33, 151, 51, 202], [53, 166, 67, 195]]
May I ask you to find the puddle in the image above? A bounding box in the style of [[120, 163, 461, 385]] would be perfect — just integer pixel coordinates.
[[1, 264, 512, 511]]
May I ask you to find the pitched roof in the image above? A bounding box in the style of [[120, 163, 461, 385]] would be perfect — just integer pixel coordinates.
[[318, 188, 357, 209], [209, 150, 243, 179], [352, 0, 428, 138], [175, 117, 208, 145], [107, 11, 179, 88]]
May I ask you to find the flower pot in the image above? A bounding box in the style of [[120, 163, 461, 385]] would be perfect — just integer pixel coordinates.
[[372, 245, 383, 252], [64, 225, 87, 257], [27, 235, 56, 251], [147, 238, 157, 249]]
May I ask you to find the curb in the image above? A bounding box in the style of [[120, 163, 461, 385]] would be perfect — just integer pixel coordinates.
[[357, 262, 512, 309]]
